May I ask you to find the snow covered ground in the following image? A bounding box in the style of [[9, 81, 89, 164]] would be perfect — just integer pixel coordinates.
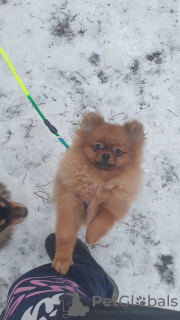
[[0, 0, 180, 313]]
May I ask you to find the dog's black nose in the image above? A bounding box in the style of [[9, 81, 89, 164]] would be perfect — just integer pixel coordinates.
[[22, 207, 28, 217], [102, 153, 110, 162]]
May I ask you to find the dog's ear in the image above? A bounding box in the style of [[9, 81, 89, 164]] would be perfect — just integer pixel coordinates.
[[79, 112, 104, 131], [124, 120, 145, 141]]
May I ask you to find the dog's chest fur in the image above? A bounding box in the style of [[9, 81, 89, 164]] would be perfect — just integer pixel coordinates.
[[60, 158, 116, 201], [59, 157, 120, 224]]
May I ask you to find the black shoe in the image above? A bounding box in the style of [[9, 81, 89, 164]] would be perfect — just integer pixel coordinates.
[[45, 233, 119, 300], [45, 233, 56, 261], [45, 233, 97, 264]]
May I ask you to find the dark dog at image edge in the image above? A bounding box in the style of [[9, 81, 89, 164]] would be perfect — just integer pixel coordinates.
[[0, 182, 28, 249], [53, 112, 145, 274]]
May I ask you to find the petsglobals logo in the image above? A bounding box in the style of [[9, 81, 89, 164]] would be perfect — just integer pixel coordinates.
[[59, 293, 178, 318], [61, 292, 90, 318], [93, 295, 178, 308]]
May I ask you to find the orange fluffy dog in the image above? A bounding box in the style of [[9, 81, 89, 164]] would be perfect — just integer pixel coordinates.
[[53, 112, 145, 274]]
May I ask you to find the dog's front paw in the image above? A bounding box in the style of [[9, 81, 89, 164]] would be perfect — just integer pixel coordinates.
[[52, 256, 73, 275]]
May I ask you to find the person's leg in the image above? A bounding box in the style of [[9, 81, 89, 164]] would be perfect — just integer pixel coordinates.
[[1, 263, 89, 320], [1, 235, 118, 320], [46, 233, 119, 300]]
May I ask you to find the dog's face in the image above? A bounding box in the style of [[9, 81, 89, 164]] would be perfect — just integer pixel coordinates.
[[0, 196, 28, 232], [74, 112, 145, 172]]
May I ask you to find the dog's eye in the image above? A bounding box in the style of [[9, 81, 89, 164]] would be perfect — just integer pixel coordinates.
[[113, 148, 122, 156], [94, 144, 103, 151]]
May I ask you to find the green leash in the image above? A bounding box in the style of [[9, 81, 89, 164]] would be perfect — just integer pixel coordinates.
[[0, 47, 69, 149]]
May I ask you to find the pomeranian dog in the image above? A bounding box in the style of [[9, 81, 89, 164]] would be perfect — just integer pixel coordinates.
[[0, 182, 28, 249], [53, 112, 145, 274]]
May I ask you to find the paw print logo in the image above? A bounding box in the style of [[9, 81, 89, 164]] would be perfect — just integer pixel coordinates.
[[136, 296, 146, 306]]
